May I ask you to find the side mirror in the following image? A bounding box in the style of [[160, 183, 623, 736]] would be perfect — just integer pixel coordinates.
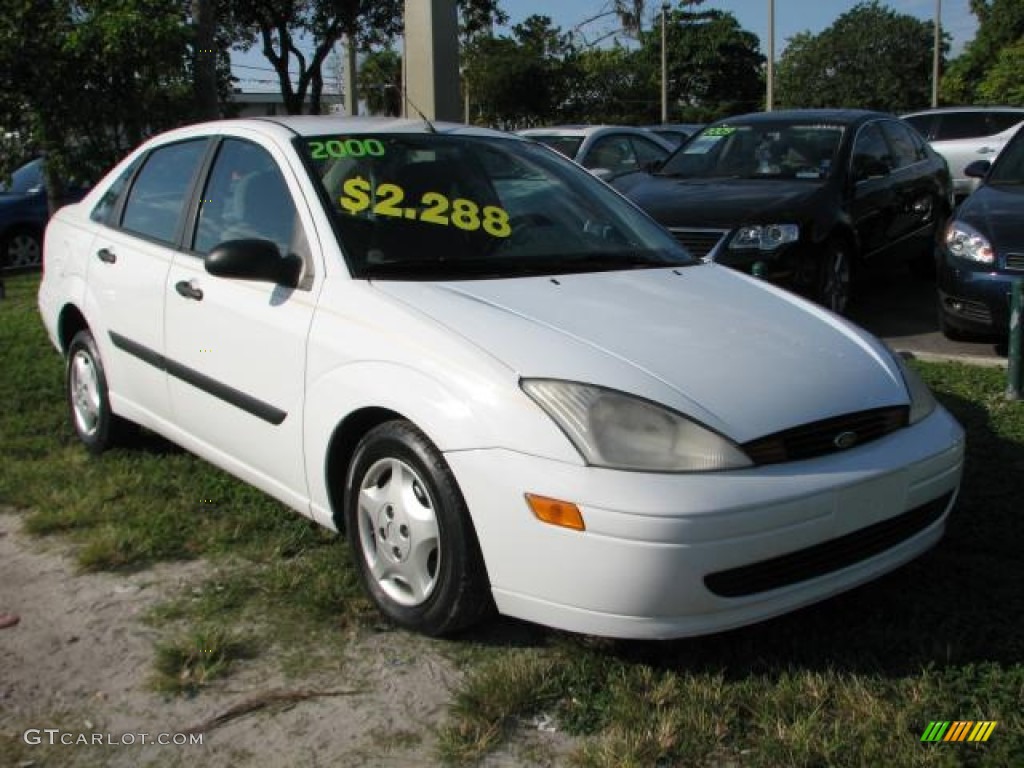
[[964, 160, 991, 179], [205, 239, 301, 287]]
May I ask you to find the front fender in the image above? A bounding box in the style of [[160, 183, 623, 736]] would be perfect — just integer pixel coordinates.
[[303, 360, 580, 527]]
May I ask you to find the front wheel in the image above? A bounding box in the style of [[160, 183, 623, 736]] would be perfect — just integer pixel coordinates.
[[66, 330, 133, 453], [344, 420, 492, 636], [818, 240, 852, 315]]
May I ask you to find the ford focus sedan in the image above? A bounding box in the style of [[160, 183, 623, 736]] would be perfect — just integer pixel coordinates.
[[38, 117, 964, 639]]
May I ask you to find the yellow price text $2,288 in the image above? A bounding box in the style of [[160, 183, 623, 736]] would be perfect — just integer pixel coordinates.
[[338, 177, 512, 238]]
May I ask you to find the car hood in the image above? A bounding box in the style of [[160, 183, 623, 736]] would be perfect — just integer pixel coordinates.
[[616, 175, 827, 228], [957, 183, 1024, 251], [373, 266, 907, 443]]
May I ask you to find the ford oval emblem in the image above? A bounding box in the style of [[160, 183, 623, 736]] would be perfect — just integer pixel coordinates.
[[834, 431, 858, 450]]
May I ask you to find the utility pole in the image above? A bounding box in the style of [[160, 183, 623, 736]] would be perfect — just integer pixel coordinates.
[[766, 0, 775, 111], [661, 3, 669, 123], [931, 0, 941, 108]]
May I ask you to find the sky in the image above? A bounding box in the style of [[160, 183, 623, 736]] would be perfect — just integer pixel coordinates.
[[500, 0, 978, 57], [231, 0, 979, 94]]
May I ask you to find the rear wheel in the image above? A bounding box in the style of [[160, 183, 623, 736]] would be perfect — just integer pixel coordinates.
[[818, 239, 852, 315], [344, 420, 492, 636], [1, 226, 42, 269]]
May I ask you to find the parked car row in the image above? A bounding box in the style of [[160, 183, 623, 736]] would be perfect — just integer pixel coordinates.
[[519, 109, 1022, 339], [38, 116, 964, 640]]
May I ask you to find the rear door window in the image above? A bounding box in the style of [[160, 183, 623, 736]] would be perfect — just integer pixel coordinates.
[[120, 140, 207, 245], [934, 112, 993, 141]]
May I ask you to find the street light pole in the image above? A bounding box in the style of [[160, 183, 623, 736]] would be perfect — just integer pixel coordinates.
[[766, 0, 775, 111], [661, 3, 669, 124], [931, 0, 941, 108]]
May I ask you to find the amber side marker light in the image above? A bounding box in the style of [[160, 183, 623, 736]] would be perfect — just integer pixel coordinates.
[[525, 494, 585, 531]]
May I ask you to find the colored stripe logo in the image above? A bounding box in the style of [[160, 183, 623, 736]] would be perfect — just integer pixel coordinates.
[[921, 721, 998, 742]]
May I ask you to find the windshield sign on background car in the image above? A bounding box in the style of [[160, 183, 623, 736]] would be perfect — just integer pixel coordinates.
[[298, 134, 692, 279], [660, 123, 845, 181]]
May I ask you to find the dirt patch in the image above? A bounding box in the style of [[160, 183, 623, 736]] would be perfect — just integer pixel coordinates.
[[0, 512, 572, 767]]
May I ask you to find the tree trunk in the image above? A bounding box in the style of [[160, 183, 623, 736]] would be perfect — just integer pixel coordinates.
[[193, 0, 219, 119]]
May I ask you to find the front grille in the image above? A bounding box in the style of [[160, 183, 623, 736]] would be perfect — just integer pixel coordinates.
[[704, 491, 952, 598], [742, 406, 909, 465], [1005, 253, 1024, 271], [668, 228, 728, 260]]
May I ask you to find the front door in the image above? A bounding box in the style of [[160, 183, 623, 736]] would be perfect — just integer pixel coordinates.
[[163, 137, 317, 509]]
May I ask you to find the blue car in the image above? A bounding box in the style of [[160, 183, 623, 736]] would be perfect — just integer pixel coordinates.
[[937, 124, 1024, 338], [1, 159, 88, 270]]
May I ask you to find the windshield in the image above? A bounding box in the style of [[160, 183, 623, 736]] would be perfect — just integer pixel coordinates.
[[0, 159, 44, 195], [298, 133, 693, 280], [988, 129, 1024, 185], [659, 123, 845, 181]]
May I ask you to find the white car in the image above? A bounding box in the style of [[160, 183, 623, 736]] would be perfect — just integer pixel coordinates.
[[38, 117, 964, 640], [516, 125, 674, 178], [903, 107, 1024, 200]]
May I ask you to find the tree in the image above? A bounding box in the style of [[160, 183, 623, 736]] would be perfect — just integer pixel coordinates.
[[943, 0, 1024, 105], [775, 1, 941, 112], [226, 0, 507, 116], [462, 15, 577, 128], [0, 0, 194, 208], [976, 38, 1024, 105], [643, 7, 763, 121], [358, 47, 402, 116]]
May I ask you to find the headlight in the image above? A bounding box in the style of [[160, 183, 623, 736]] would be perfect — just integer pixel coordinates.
[[521, 380, 752, 472], [945, 221, 994, 264], [889, 350, 936, 425], [729, 224, 799, 251]]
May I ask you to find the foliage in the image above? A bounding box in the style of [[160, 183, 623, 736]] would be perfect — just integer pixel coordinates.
[[463, 15, 578, 128], [636, 7, 764, 121], [775, 1, 942, 113], [357, 47, 402, 116], [0, 0, 195, 204], [975, 38, 1024, 105], [942, 0, 1024, 105]]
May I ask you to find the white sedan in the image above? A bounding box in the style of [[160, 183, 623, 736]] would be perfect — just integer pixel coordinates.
[[38, 117, 964, 639]]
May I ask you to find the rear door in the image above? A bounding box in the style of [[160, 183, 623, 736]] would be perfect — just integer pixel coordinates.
[[878, 119, 941, 248], [85, 139, 209, 424]]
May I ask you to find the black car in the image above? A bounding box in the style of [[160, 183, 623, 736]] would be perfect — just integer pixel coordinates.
[[614, 109, 953, 314], [937, 124, 1024, 339]]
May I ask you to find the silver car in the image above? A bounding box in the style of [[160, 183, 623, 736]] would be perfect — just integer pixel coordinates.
[[903, 107, 1024, 200]]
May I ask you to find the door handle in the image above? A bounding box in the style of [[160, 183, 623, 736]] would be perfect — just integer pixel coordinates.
[[175, 280, 204, 301], [96, 248, 116, 264], [978, 146, 997, 154]]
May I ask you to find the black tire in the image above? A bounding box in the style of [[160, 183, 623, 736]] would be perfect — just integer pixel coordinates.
[[344, 420, 492, 636], [1, 225, 42, 269], [66, 330, 133, 454], [818, 239, 853, 315]]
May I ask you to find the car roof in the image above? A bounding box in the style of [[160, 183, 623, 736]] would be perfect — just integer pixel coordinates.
[[139, 116, 516, 146], [517, 125, 660, 137], [903, 106, 1024, 117], [714, 109, 892, 126]]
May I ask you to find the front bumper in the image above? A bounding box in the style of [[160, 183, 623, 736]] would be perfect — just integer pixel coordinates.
[[448, 404, 964, 639], [937, 252, 1016, 335]]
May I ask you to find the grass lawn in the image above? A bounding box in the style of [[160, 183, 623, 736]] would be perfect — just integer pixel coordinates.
[[2, 272, 1022, 766]]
